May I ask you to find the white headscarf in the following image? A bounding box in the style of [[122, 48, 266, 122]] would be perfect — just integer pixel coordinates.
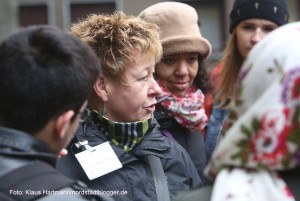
[[206, 22, 300, 201]]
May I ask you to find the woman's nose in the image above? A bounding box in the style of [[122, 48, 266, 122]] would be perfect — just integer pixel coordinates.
[[175, 62, 189, 76], [251, 29, 264, 44], [150, 76, 161, 95]]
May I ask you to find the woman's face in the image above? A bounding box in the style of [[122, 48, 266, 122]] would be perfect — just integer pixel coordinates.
[[236, 18, 278, 60], [155, 52, 199, 97], [105, 51, 161, 122]]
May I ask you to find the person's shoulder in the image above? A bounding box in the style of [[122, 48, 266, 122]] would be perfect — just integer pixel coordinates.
[[211, 62, 223, 76], [210, 62, 223, 89], [173, 184, 213, 201]]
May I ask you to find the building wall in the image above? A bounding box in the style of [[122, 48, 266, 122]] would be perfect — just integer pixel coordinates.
[[2, 0, 299, 62], [0, 0, 18, 42]]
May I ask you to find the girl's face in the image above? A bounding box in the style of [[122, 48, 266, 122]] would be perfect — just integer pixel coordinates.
[[236, 18, 278, 60], [105, 50, 161, 122], [155, 52, 199, 97]]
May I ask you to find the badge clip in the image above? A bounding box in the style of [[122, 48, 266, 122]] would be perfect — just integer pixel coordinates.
[[75, 140, 93, 151]]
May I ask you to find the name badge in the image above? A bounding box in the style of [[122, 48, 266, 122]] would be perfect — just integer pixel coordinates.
[[75, 142, 122, 180]]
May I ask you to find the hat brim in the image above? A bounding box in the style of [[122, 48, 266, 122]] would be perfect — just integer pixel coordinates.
[[161, 36, 212, 59]]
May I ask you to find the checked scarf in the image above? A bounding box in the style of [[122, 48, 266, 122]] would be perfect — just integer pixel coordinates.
[[92, 109, 154, 153]]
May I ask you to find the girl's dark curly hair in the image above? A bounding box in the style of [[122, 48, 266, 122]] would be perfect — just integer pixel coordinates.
[[193, 60, 212, 95]]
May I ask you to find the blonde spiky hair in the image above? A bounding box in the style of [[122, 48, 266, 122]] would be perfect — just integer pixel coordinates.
[[70, 11, 162, 82]]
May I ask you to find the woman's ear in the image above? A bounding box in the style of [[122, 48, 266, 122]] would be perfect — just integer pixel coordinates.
[[93, 76, 108, 102], [54, 110, 74, 140]]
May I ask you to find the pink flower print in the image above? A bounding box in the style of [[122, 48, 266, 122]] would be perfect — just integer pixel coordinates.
[[284, 185, 293, 198], [261, 110, 286, 133], [281, 68, 300, 107], [291, 76, 300, 99], [250, 110, 288, 166], [251, 130, 284, 166]]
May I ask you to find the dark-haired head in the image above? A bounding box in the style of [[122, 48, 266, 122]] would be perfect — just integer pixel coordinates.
[[0, 25, 101, 135]]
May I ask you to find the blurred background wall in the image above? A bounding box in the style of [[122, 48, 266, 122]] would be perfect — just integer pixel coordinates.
[[1, 0, 299, 65]]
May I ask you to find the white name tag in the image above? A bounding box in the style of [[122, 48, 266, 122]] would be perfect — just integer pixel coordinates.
[[75, 142, 122, 180]]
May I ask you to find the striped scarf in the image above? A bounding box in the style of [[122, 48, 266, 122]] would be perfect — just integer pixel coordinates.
[[91, 109, 154, 152]]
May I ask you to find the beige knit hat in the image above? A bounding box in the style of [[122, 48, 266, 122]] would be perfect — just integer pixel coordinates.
[[139, 2, 211, 58]]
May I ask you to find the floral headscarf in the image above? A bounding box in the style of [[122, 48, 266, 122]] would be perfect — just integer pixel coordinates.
[[206, 22, 300, 201]]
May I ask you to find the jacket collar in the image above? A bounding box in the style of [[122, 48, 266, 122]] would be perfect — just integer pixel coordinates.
[[0, 127, 56, 165], [76, 118, 173, 163]]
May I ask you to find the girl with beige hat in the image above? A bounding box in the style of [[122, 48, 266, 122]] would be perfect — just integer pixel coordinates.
[[139, 1, 212, 181]]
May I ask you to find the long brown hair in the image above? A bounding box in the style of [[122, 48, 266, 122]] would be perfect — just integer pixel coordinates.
[[216, 28, 244, 107]]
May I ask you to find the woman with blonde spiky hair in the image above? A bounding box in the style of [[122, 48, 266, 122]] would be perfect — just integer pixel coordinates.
[[58, 11, 202, 201]]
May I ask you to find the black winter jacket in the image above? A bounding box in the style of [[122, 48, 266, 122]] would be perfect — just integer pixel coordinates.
[[0, 127, 112, 201], [57, 118, 202, 201], [154, 109, 207, 181]]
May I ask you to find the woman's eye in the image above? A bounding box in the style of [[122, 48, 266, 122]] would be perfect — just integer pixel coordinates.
[[138, 75, 148, 81], [242, 25, 254, 30], [139, 76, 147, 81], [188, 57, 198, 63], [162, 58, 175, 64], [263, 26, 276, 33]]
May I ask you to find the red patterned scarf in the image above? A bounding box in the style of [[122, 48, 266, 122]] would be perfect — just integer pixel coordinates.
[[156, 84, 208, 131]]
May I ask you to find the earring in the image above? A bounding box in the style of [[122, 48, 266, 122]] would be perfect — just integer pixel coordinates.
[[101, 101, 107, 116]]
